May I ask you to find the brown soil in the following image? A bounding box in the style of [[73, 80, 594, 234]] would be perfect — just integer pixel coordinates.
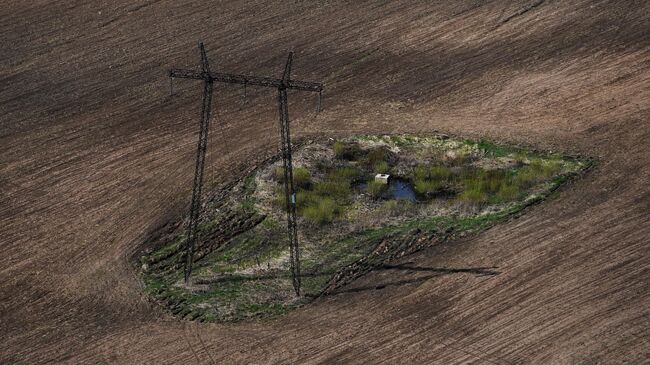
[[1, 1, 649, 363]]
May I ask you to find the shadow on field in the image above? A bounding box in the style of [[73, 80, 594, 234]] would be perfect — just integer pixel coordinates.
[[194, 270, 337, 284], [330, 263, 501, 295]]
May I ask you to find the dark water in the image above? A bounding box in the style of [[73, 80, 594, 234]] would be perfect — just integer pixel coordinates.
[[356, 178, 418, 202], [387, 179, 417, 201]]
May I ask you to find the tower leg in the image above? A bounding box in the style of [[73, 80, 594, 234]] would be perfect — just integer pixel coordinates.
[[277, 86, 301, 297], [184, 79, 214, 284], [317, 90, 322, 113]]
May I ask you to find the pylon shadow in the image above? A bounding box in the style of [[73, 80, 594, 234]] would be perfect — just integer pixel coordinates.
[[194, 269, 337, 285], [329, 263, 500, 295]]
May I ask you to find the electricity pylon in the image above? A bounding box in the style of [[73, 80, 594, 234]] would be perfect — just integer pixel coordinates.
[[168, 43, 323, 296]]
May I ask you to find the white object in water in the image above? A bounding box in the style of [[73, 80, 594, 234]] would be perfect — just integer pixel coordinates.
[[375, 174, 390, 184]]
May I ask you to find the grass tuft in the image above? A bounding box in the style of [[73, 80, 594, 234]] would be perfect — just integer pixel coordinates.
[[302, 197, 339, 225], [458, 169, 507, 205], [333, 141, 361, 160], [327, 166, 361, 181], [313, 180, 351, 199], [275, 166, 358, 224], [413, 165, 453, 195], [275, 167, 311, 189], [373, 160, 390, 174], [415, 165, 452, 180], [414, 179, 445, 195], [458, 186, 489, 204], [512, 159, 562, 189], [367, 180, 388, 199]]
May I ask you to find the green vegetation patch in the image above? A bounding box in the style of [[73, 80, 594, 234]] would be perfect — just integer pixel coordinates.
[[141, 134, 591, 322]]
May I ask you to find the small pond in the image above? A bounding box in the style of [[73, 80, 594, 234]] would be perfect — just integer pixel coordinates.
[[356, 178, 418, 202]]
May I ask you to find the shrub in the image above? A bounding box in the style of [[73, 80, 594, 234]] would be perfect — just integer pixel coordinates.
[[494, 182, 519, 202], [476, 139, 511, 157], [274, 188, 287, 209], [482, 170, 507, 193], [513, 168, 537, 188], [333, 141, 345, 157], [414, 165, 452, 181], [458, 185, 489, 204], [460, 169, 506, 192], [296, 190, 319, 210], [261, 217, 279, 229], [327, 166, 361, 181], [367, 148, 385, 162], [276, 188, 319, 211], [413, 165, 452, 195], [373, 160, 390, 174], [457, 169, 510, 205], [365, 147, 392, 166], [275, 167, 311, 189], [414, 178, 444, 195], [293, 167, 311, 189], [278, 189, 343, 224], [457, 167, 543, 204], [529, 159, 561, 178], [240, 198, 256, 213], [302, 197, 338, 225], [367, 180, 388, 199], [333, 141, 361, 160], [512, 160, 560, 189], [313, 180, 351, 199], [414, 166, 427, 180], [275, 165, 353, 224], [431, 165, 452, 180], [274, 166, 285, 182]]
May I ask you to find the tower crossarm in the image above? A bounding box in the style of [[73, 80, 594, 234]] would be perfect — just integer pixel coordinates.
[[169, 69, 323, 92]]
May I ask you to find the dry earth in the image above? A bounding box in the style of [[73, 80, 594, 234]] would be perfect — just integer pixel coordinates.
[[1, 1, 649, 363]]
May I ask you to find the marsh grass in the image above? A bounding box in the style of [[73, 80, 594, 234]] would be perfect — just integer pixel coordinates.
[[366, 147, 388, 164], [333, 141, 362, 160], [326, 166, 361, 181], [414, 179, 445, 196], [367, 179, 388, 199], [301, 197, 339, 224], [275, 166, 360, 225], [366, 146, 390, 162], [458, 169, 511, 204], [313, 179, 351, 199], [457, 159, 564, 205], [275, 167, 311, 189], [413, 165, 453, 196], [373, 160, 390, 174], [512, 159, 563, 189]]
